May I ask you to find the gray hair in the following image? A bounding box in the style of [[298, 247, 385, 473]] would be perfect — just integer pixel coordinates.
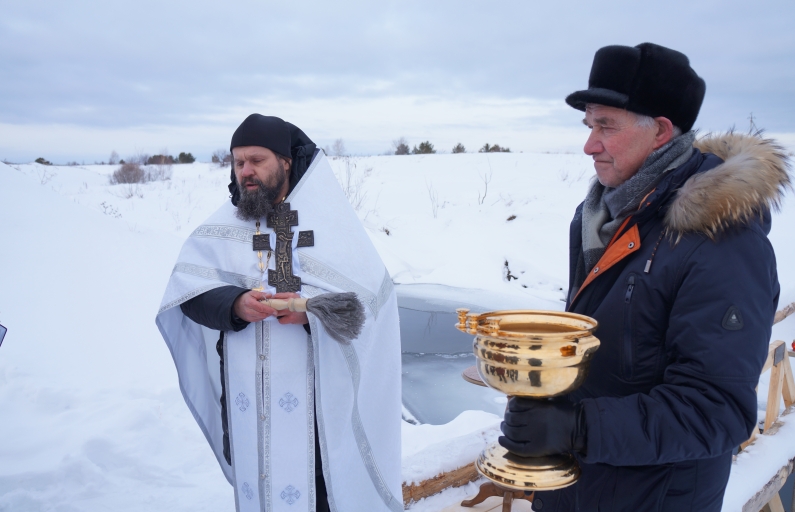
[[634, 112, 683, 138]]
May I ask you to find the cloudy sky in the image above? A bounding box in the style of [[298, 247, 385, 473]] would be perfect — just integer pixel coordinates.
[[1, 0, 793, 163]]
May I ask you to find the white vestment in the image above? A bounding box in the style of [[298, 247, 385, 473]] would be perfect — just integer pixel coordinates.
[[156, 152, 403, 512]]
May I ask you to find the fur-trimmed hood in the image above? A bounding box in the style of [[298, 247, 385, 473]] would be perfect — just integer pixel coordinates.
[[664, 132, 792, 237]]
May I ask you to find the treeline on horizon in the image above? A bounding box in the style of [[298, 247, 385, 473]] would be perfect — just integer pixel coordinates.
[[12, 138, 514, 168]]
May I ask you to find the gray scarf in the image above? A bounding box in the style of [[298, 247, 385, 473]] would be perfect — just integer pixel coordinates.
[[580, 130, 696, 274]]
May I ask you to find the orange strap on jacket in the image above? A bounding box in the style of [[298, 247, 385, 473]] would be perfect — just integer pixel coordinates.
[[572, 218, 641, 303], [570, 187, 657, 304]]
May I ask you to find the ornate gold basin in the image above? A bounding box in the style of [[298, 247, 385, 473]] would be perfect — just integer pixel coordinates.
[[456, 309, 600, 491], [459, 310, 600, 397]]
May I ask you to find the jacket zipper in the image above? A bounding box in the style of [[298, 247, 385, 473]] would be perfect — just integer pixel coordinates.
[[625, 275, 635, 303], [623, 275, 635, 380]]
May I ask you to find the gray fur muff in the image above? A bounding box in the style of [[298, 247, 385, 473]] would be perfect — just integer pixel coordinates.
[[306, 292, 365, 344]]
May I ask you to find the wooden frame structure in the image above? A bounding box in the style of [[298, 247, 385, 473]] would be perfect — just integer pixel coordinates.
[[738, 339, 795, 512]]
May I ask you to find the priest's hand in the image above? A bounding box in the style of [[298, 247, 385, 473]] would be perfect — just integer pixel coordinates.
[[271, 292, 309, 325], [233, 291, 279, 322], [498, 397, 587, 458]]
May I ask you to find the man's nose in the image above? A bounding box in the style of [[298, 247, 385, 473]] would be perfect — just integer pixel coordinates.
[[583, 130, 603, 156], [240, 161, 255, 177]]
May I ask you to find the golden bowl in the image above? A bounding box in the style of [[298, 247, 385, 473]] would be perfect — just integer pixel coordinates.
[[456, 310, 600, 397], [456, 308, 600, 492]]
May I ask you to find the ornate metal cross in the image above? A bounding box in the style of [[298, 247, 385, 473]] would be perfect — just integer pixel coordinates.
[[265, 202, 313, 293]]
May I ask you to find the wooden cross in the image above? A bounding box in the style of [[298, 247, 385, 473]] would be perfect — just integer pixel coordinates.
[[265, 202, 313, 293]]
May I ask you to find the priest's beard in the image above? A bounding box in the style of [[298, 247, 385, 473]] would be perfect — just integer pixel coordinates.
[[235, 174, 286, 222]]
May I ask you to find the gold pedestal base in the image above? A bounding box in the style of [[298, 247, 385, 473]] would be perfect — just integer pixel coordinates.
[[476, 444, 580, 492]]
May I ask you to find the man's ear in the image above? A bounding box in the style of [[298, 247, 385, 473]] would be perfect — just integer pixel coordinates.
[[653, 117, 675, 149]]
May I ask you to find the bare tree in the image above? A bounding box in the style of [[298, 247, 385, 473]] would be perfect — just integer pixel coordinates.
[[212, 148, 232, 167], [108, 150, 119, 165], [149, 147, 173, 181], [478, 168, 493, 205], [339, 158, 367, 211], [393, 137, 410, 155], [332, 139, 346, 157], [127, 149, 150, 166], [748, 112, 759, 133], [36, 167, 56, 185]]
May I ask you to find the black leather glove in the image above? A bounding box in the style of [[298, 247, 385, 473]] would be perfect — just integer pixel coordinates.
[[498, 397, 587, 458]]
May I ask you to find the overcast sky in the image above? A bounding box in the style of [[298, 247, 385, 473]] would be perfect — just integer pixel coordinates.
[[1, 0, 793, 163]]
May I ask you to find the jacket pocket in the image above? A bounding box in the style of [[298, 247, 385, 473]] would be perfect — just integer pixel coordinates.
[[621, 274, 636, 380], [610, 464, 675, 512]]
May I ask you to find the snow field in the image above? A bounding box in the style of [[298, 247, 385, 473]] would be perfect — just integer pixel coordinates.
[[0, 166, 232, 511], [1, 149, 794, 511]]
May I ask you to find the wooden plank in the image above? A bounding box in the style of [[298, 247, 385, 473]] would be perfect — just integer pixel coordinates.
[[765, 406, 794, 438], [774, 302, 795, 325], [742, 343, 793, 449], [763, 342, 784, 375], [761, 493, 786, 512], [764, 361, 785, 432], [780, 344, 795, 409], [742, 457, 795, 512], [402, 462, 479, 505], [740, 424, 759, 452], [765, 417, 786, 437]]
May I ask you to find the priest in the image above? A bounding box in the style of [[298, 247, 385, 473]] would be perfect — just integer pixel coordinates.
[[156, 114, 403, 512]]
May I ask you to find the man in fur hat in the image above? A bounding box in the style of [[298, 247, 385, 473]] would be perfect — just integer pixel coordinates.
[[498, 43, 791, 511], [156, 115, 403, 512]]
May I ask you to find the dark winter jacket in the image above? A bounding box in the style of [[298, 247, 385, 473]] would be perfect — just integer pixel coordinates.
[[180, 286, 250, 333], [533, 133, 790, 512]]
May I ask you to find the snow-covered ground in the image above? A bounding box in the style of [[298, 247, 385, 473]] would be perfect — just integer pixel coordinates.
[[1, 150, 793, 511]]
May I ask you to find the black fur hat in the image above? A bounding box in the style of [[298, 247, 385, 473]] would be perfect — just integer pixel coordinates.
[[566, 43, 706, 132]]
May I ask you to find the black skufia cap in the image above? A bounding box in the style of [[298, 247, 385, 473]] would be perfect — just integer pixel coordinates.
[[565, 43, 706, 132], [227, 114, 317, 205], [230, 114, 291, 157]]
